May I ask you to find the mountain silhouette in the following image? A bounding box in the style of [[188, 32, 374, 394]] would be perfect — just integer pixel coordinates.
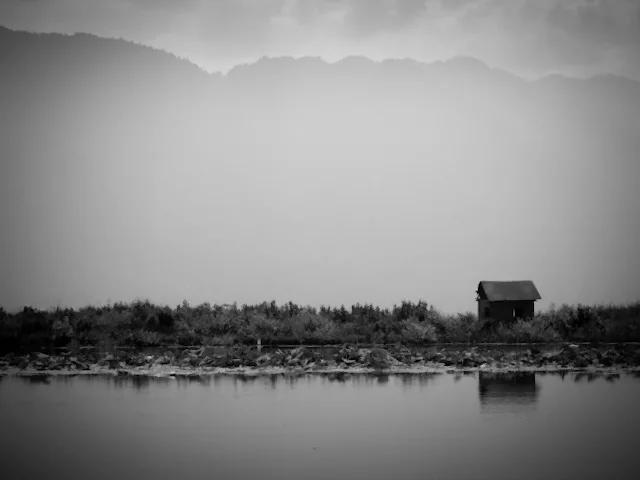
[[1, 25, 639, 311]]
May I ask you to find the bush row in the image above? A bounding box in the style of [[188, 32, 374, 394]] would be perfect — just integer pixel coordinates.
[[0, 299, 639, 352]]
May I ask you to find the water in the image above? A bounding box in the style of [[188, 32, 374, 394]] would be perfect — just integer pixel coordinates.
[[1, 372, 639, 480]]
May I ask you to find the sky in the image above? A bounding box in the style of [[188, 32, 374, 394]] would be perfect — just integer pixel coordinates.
[[1, 0, 640, 80], [1, 1, 639, 315]]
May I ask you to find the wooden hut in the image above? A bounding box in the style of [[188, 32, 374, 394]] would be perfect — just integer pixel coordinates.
[[476, 280, 541, 323]]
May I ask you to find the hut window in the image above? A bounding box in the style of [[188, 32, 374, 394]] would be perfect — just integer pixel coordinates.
[[484, 307, 491, 318], [514, 307, 525, 319]]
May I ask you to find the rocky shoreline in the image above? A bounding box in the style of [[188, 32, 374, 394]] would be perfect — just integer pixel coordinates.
[[2, 343, 640, 377]]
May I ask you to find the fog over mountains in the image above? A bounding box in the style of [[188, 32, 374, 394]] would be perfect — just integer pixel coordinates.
[[1, 26, 639, 313]]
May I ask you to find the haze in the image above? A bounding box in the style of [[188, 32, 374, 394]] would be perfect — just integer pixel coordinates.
[[1, 0, 639, 314]]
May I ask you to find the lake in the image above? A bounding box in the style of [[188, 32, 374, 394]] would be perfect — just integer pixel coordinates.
[[1, 372, 639, 480]]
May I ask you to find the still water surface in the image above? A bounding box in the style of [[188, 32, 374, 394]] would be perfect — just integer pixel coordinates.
[[1, 372, 639, 480]]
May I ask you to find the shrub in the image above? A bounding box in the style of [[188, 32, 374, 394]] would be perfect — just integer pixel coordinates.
[[401, 317, 438, 344], [0, 299, 638, 350]]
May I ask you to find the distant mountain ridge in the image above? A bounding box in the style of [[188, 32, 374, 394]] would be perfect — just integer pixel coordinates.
[[2, 25, 638, 87], [1, 25, 639, 312]]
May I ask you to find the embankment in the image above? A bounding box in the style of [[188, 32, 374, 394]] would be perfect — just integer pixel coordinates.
[[2, 343, 639, 377]]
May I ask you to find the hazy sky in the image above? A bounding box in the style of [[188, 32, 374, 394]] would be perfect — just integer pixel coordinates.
[[2, 0, 640, 80], [1, 1, 640, 315]]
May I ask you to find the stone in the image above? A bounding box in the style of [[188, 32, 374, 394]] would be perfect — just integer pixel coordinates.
[[34, 352, 50, 362], [256, 354, 272, 366]]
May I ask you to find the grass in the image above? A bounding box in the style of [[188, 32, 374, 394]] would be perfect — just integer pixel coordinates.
[[1, 299, 639, 352]]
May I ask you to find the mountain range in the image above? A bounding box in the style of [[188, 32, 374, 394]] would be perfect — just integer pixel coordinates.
[[1, 25, 639, 312]]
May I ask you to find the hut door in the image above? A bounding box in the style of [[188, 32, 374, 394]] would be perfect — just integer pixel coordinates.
[[514, 307, 524, 319]]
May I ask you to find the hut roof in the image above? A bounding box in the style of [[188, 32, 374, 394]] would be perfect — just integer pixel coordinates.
[[477, 281, 541, 302]]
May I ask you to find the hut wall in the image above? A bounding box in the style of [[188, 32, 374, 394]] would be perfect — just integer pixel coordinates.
[[480, 300, 535, 323]]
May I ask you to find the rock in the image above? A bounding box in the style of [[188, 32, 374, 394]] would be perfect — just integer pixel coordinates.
[[364, 348, 392, 369], [190, 347, 206, 358], [34, 352, 50, 362], [8, 356, 21, 367], [441, 356, 456, 367], [398, 347, 412, 357], [290, 346, 307, 358], [256, 354, 272, 367], [462, 357, 476, 367], [70, 357, 90, 370], [99, 354, 120, 369], [574, 357, 589, 368], [200, 356, 217, 367], [50, 361, 64, 370]]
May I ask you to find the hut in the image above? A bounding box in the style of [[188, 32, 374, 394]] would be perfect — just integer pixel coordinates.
[[476, 280, 541, 323]]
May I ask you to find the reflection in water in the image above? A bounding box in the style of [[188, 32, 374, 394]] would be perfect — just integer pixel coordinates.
[[397, 373, 442, 389], [327, 372, 349, 382], [9, 370, 634, 394], [478, 372, 539, 413], [454, 371, 477, 383], [25, 374, 52, 385], [116, 375, 152, 390], [175, 375, 213, 387], [605, 373, 620, 383], [2, 372, 640, 480], [573, 372, 621, 384]]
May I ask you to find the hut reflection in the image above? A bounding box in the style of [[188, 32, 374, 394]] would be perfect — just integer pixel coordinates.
[[478, 372, 539, 413]]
